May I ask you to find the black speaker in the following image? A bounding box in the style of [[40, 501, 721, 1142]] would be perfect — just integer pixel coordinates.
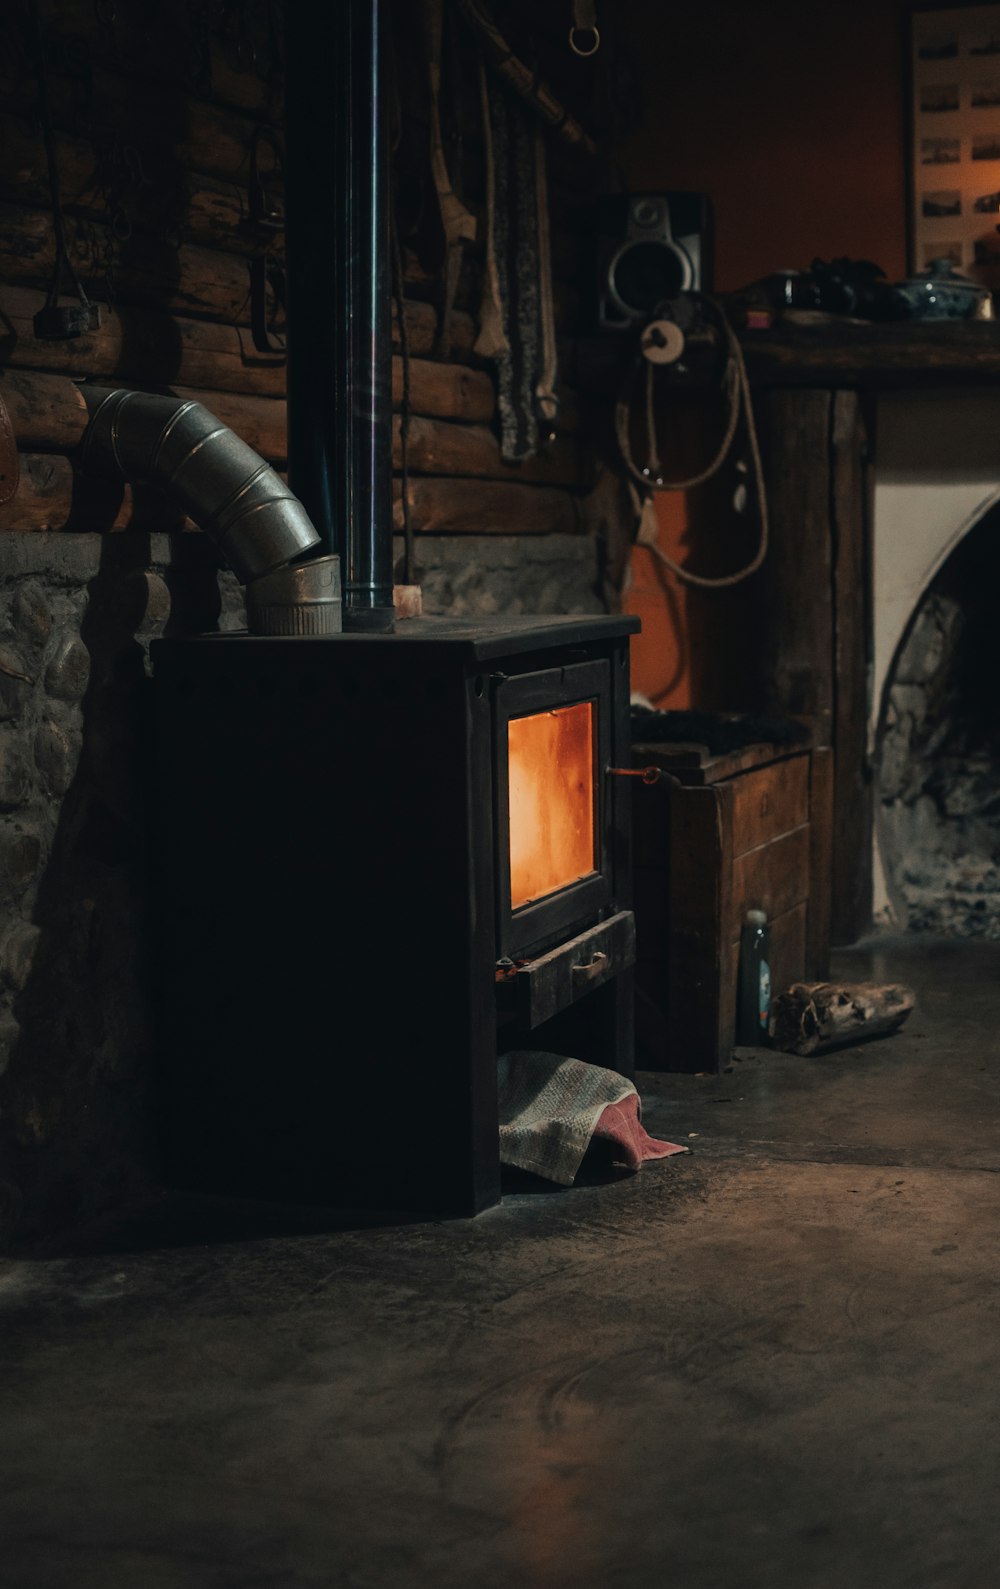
[[595, 192, 713, 329]]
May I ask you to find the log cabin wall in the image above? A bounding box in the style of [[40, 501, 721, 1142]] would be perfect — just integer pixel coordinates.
[[0, 0, 627, 1242]]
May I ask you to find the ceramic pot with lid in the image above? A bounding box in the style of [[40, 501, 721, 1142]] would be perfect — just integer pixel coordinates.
[[892, 258, 994, 320]]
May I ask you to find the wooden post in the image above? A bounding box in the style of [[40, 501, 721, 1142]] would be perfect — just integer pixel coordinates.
[[757, 389, 835, 744], [830, 390, 873, 943]]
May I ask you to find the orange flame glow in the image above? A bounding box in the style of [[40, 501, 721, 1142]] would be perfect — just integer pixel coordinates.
[[508, 701, 596, 909]]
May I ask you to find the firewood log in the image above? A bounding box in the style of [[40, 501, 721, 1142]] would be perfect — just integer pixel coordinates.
[[769, 981, 915, 1056]]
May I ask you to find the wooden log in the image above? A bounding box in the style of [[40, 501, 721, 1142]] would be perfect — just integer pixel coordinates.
[[392, 298, 475, 360], [25, 0, 283, 118], [0, 361, 499, 460], [393, 359, 494, 424], [0, 203, 257, 323], [0, 453, 77, 531], [0, 69, 261, 187], [394, 349, 576, 433], [0, 286, 287, 396], [392, 477, 581, 535], [0, 288, 481, 401], [3, 454, 589, 541], [166, 387, 284, 462], [0, 371, 285, 465], [769, 981, 915, 1055], [0, 452, 192, 533], [395, 415, 589, 488], [0, 114, 280, 258], [0, 370, 89, 450]]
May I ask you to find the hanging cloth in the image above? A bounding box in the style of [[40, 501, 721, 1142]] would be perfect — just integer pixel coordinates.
[[533, 124, 559, 427], [479, 80, 553, 461], [419, 0, 478, 359], [474, 58, 508, 360]]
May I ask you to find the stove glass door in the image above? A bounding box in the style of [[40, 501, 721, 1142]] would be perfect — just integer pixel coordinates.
[[508, 700, 596, 909]]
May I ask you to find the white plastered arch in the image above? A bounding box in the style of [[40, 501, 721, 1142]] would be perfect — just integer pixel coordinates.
[[871, 389, 1000, 919]]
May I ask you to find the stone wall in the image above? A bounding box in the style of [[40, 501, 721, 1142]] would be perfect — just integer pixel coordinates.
[[0, 530, 603, 1245]]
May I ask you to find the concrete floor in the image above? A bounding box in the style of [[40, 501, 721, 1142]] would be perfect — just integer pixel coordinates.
[[2, 935, 999, 1589]]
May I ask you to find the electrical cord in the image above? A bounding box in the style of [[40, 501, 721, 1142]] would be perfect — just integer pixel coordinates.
[[614, 293, 769, 589]]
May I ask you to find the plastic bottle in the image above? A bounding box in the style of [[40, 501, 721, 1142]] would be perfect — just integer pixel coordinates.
[[736, 908, 771, 1045]]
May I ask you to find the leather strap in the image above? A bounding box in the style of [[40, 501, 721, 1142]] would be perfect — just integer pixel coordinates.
[[0, 389, 19, 506]]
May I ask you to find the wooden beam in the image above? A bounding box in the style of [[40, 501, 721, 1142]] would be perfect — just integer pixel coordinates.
[[756, 389, 835, 745], [830, 390, 873, 943], [741, 321, 1000, 389]]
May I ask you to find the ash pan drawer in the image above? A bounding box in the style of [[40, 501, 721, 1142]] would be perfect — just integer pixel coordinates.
[[514, 910, 635, 1029]]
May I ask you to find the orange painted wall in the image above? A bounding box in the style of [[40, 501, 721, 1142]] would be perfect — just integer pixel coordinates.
[[615, 0, 909, 705]]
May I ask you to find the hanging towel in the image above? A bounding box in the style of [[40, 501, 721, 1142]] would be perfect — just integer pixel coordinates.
[[479, 81, 548, 461]]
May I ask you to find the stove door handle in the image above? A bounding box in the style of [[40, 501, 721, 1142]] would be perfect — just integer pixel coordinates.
[[606, 764, 660, 783]]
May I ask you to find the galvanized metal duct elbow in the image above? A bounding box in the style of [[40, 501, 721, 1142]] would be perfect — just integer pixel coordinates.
[[79, 387, 341, 635]]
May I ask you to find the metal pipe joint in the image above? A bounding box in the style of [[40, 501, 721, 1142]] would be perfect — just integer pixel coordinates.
[[80, 387, 342, 635]]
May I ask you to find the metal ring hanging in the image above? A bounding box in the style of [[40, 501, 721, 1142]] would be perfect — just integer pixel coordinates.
[[569, 25, 600, 55]]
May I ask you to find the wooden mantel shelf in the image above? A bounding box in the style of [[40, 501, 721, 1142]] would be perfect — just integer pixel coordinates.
[[739, 320, 1000, 389]]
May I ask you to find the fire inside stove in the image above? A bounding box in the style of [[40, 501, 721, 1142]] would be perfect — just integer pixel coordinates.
[[508, 700, 597, 909]]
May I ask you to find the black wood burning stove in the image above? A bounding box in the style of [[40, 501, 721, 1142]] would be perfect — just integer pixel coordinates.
[[151, 1, 640, 1219], [153, 611, 638, 1217]]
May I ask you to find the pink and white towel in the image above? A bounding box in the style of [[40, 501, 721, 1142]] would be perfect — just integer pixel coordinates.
[[497, 1049, 688, 1186]]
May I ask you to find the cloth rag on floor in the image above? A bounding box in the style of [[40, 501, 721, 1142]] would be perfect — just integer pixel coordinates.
[[498, 1050, 687, 1186]]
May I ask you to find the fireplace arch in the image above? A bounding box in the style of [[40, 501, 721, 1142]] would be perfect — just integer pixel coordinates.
[[875, 470, 1000, 934], [872, 389, 1000, 929]]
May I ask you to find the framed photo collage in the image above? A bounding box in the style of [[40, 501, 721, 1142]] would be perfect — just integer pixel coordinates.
[[911, 3, 1000, 286]]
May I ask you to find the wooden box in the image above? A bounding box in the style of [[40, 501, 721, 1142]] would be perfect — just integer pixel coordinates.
[[632, 737, 833, 1073]]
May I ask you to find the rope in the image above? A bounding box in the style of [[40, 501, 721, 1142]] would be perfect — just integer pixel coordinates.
[[615, 294, 769, 589]]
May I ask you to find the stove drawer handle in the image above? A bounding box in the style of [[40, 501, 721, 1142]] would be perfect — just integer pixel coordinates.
[[572, 951, 608, 982]]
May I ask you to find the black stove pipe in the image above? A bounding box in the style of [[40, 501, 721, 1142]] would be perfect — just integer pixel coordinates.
[[285, 0, 395, 632]]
